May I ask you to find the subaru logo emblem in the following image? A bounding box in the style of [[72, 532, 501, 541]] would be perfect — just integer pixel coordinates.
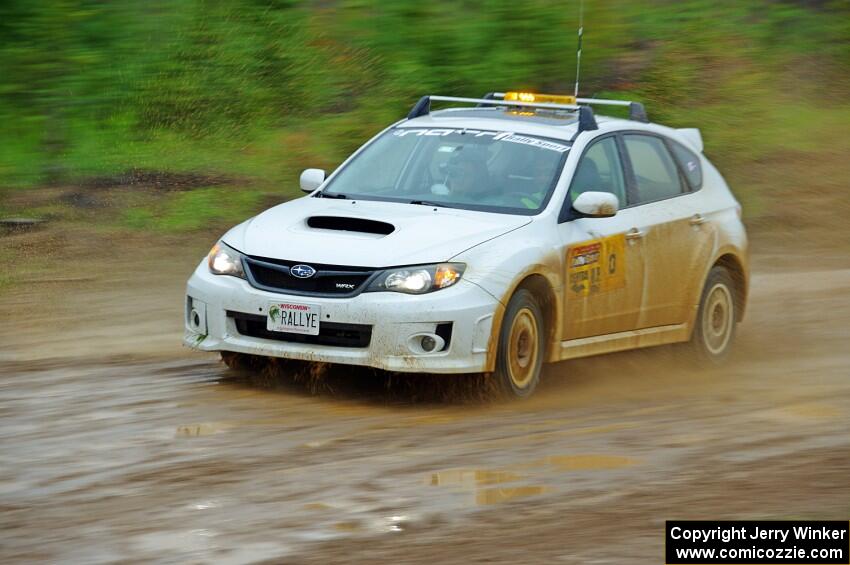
[[290, 264, 316, 279]]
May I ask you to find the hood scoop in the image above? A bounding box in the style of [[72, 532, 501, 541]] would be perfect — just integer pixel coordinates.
[[306, 215, 395, 236]]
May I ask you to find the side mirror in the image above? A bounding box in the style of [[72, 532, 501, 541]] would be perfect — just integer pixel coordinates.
[[572, 191, 619, 218], [300, 168, 326, 193]]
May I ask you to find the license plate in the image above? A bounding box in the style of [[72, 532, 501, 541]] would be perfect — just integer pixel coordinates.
[[267, 302, 321, 335]]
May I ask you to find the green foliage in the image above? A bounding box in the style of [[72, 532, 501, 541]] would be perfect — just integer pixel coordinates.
[[0, 248, 13, 293], [137, 3, 347, 133], [121, 186, 264, 232], [0, 0, 848, 228]]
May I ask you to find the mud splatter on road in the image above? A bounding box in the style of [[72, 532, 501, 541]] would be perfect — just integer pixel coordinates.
[[0, 229, 849, 563]]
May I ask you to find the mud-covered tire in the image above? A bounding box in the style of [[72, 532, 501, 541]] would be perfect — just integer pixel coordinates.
[[494, 289, 545, 398], [690, 266, 737, 364]]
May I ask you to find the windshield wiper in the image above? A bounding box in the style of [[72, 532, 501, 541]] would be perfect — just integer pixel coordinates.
[[317, 191, 347, 199], [409, 199, 457, 209]]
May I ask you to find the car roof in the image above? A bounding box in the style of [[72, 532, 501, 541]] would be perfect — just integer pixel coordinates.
[[402, 107, 644, 142]]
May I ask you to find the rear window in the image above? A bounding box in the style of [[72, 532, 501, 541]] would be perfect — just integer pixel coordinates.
[[668, 140, 703, 190]]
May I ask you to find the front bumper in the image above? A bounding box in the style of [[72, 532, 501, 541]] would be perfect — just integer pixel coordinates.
[[183, 261, 501, 373]]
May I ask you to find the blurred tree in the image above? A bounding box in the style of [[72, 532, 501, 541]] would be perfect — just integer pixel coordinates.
[[0, 0, 847, 185]]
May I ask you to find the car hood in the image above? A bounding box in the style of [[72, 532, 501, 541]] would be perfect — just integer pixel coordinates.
[[222, 196, 531, 267]]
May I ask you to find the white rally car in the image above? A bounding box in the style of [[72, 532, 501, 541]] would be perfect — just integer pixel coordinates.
[[185, 92, 748, 397]]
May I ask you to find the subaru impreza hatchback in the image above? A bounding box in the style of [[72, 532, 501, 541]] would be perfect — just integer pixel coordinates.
[[185, 92, 749, 397]]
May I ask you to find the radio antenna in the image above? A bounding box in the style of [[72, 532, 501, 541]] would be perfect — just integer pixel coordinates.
[[574, 0, 584, 98]]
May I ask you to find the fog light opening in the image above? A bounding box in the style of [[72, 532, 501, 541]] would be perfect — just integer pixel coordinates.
[[191, 309, 201, 329], [407, 333, 445, 355], [421, 335, 437, 352]]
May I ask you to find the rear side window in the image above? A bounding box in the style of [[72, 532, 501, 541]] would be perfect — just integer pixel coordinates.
[[668, 140, 703, 190], [623, 134, 684, 203]]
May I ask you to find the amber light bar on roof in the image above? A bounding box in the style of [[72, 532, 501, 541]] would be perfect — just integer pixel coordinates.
[[496, 91, 633, 108], [504, 91, 578, 105], [405, 91, 649, 134]]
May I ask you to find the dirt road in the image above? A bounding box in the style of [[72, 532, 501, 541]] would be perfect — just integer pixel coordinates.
[[1, 227, 848, 563]]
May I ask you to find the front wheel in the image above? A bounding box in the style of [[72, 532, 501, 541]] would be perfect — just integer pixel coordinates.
[[690, 266, 737, 363], [494, 289, 545, 398]]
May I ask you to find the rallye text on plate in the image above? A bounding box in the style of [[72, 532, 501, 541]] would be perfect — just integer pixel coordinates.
[[267, 302, 321, 335]]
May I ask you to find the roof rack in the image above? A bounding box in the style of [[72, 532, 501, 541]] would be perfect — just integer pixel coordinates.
[[406, 92, 649, 135]]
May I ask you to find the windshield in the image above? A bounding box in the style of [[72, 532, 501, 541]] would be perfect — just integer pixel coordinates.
[[321, 127, 570, 214]]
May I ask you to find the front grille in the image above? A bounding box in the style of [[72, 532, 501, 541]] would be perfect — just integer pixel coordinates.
[[243, 256, 377, 297], [228, 311, 372, 348]]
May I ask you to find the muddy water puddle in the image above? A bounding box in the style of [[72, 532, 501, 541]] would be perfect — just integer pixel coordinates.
[[425, 454, 637, 506], [3, 235, 850, 562], [2, 328, 850, 563], [0, 358, 689, 562]]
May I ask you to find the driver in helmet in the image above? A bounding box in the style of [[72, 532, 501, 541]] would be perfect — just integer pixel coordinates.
[[446, 148, 491, 200], [520, 151, 557, 209]]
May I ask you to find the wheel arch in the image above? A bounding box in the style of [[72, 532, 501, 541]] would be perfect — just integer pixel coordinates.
[[516, 274, 558, 353], [685, 250, 749, 341], [713, 253, 748, 322], [485, 272, 561, 371]]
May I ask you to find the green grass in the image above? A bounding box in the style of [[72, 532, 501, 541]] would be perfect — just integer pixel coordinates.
[[119, 185, 265, 233], [0, 0, 847, 233], [0, 248, 13, 293], [3, 93, 848, 232]]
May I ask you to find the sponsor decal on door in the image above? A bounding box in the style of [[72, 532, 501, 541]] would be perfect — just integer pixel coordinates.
[[567, 234, 626, 296]]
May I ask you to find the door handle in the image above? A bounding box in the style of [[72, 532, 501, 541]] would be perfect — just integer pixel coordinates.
[[625, 228, 644, 240], [689, 213, 707, 226]]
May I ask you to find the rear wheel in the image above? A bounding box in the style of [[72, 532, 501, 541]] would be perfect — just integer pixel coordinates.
[[690, 266, 737, 363], [494, 289, 545, 398]]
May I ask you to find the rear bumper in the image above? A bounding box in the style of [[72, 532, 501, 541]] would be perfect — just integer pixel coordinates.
[[183, 261, 500, 373]]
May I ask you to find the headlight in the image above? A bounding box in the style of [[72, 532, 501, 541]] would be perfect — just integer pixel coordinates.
[[368, 263, 465, 294], [207, 242, 245, 278]]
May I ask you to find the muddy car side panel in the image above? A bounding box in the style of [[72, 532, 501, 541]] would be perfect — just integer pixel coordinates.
[[685, 155, 750, 328], [451, 219, 565, 369]]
